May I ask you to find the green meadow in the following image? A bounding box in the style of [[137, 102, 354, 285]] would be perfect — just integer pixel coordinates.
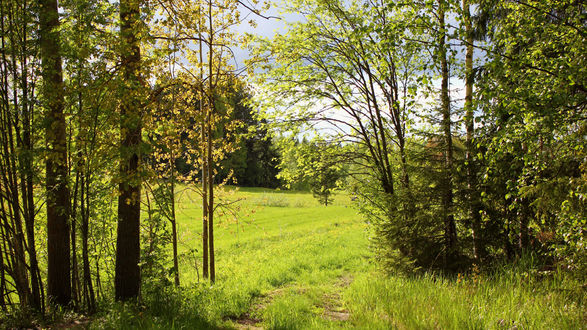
[[93, 187, 585, 329]]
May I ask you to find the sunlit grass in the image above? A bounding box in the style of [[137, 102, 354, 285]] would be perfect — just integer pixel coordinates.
[[345, 269, 585, 329], [90, 187, 584, 329]]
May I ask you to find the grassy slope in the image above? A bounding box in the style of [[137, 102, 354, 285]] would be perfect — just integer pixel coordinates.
[[94, 187, 585, 329]]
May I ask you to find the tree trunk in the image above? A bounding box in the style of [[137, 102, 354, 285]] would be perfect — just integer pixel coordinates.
[[207, 0, 215, 283], [0, 201, 6, 310], [95, 258, 103, 301], [70, 170, 80, 308], [40, 0, 71, 306], [170, 158, 180, 287], [0, 7, 9, 309], [71, 206, 80, 307], [19, 6, 43, 309], [208, 116, 215, 283], [81, 173, 95, 312], [463, 0, 484, 261], [115, 0, 141, 301], [2, 4, 32, 307], [199, 4, 208, 280], [519, 199, 530, 252], [438, 0, 457, 267]]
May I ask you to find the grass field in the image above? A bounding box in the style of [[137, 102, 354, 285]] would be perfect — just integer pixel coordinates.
[[93, 187, 585, 329]]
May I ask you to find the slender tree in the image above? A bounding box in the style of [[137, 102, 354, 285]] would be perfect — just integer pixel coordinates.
[[199, 2, 209, 280], [437, 0, 457, 265], [206, 0, 216, 283], [19, 0, 43, 310], [462, 0, 483, 261]]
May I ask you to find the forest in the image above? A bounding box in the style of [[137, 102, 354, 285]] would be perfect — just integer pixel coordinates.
[[0, 0, 585, 328]]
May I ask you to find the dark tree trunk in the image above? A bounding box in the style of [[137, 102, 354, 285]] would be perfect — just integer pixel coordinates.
[[208, 124, 215, 283], [1, 3, 32, 307], [20, 12, 43, 310], [40, 0, 71, 306], [95, 258, 103, 301], [71, 206, 80, 307], [504, 207, 515, 261], [0, 210, 6, 310], [70, 170, 80, 308], [82, 174, 95, 311], [519, 199, 530, 252], [201, 120, 209, 280], [170, 159, 180, 287], [207, 0, 215, 283], [115, 0, 141, 301], [0, 7, 8, 310]]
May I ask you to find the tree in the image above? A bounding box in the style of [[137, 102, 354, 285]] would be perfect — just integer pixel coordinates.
[[253, 0, 432, 269], [255, 0, 425, 193], [277, 138, 343, 205], [0, 0, 44, 310], [196, 0, 256, 283], [436, 0, 457, 267], [60, 0, 116, 310], [310, 167, 341, 206], [40, 0, 71, 306], [145, 74, 198, 287], [152, 79, 182, 287], [218, 86, 281, 188], [2, 0, 119, 314], [136, 0, 270, 284], [461, 0, 484, 262], [475, 0, 586, 269], [115, 0, 142, 301]]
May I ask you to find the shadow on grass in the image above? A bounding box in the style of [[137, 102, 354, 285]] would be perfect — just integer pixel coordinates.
[[91, 284, 233, 330]]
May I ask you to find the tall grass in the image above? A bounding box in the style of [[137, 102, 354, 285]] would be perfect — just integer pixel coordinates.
[[345, 264, 585, 329]]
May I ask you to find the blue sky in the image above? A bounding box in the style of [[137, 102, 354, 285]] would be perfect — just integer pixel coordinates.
[[231, 0, 303, 69]]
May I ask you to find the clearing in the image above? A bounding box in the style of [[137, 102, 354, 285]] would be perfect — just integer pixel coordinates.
[[93, 187, 584, 329]]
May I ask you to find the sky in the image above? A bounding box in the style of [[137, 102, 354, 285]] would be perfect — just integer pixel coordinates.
[[231, 0, 303, 70]]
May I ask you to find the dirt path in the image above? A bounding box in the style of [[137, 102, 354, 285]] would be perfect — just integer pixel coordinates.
[[321, 275, 352, 322], [232, 274, 354, 329]]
